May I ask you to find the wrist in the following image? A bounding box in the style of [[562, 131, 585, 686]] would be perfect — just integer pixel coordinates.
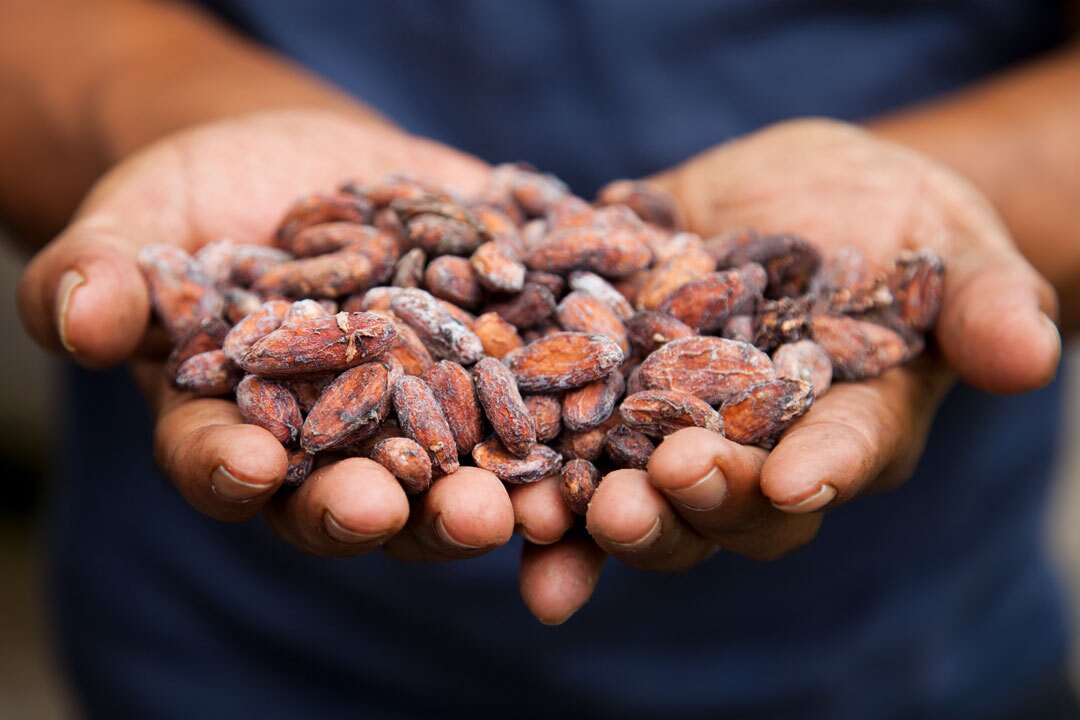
[[85, 3, 391, 167], [0, 0, 395, 243]]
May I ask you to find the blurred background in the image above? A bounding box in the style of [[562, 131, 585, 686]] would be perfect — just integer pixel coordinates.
[[1, 237, 1078, 718]]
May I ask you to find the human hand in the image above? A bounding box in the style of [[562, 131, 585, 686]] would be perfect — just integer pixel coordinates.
[[515, 118, 1060, 623], [18, 109, 515, 559]]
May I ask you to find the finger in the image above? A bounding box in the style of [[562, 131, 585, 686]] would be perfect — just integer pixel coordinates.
[[18, 218, 153, 366], [645, 428, 771, 534], [586, 469, 715, 571], [937, 242, 1060, 393], [153, 394, 288, 522], [382, 467, 514, 561], [508, 474, 576, 545], [646, 427, 822, 561], [262, 458, 409, 557], [519, 534, 606, 625], [708, 513, 824, 562], [760, 366, 951, 513]]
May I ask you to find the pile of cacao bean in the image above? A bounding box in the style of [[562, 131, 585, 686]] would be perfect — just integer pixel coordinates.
[[140, 164, 943, 514]]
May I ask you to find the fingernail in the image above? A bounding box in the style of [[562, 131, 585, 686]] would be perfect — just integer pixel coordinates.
[[772, 483, 837, 513], [604, 516, 662, 553], [1041, 313, 1062, 349], [539, 610, 576, 627], [434, 514, 485, 551], [516, 523, 555, 546], [210, 465, 275, 502], [55, 270, 85, 353], [323, 511, 382, 544], [666, 464, 727, 511]]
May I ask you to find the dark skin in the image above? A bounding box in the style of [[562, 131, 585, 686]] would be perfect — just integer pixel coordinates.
[[3, 0, 1079, 623]]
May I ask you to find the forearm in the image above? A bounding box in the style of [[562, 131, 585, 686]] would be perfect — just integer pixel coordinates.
[[871, 39, 1080, 330], [0, 0, 388, 244]]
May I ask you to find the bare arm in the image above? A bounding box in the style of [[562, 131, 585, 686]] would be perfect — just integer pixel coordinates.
[[0, 0, 387, 244], [872, 33, 1080, 329]]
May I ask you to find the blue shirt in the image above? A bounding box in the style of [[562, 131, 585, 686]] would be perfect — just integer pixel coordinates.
[[52, 2, 1070, 718]]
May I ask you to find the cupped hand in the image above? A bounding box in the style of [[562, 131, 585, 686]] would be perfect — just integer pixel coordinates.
[[18, 108, 514, 560], [515, 118, 1060, 624]]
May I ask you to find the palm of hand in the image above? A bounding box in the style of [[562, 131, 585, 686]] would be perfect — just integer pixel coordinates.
[[666, 120, 991, 262], [21, 109, 515, 562], [521, 119, 1060, 625], [665, 121, 970, 500]]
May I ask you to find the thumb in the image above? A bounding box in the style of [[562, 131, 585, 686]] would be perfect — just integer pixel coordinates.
[[18, 136, 202, 368], [936, 239, 1059, 394], [18, 215, 153, 367]]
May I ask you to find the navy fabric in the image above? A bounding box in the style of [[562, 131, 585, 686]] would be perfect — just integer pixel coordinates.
[[51, 2, 1071, 718], [199, 0, 1063, 193]]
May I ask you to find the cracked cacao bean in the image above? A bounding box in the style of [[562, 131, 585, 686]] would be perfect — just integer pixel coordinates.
[[370, 437, 433, 495], [561, 370, 625, 432], [560, 459, 600, 515], [391, 375, 460, 475], [811, 312, 909, 380], [473, 357, 536, 458], [773, 340, 833, 398], [638, 335, 777, 406], [236, 375, 303, 446], [523, 394, 563, 442], [720, 378, 814, 445], [604, 424, 656, 470], [424, 360, 485, 456], [241, 312, 397, 378], [507, 332, 624, 393], [301, 362, 390, 452], [620, 389, 724, 438], [472, 438, 562, 485], [390, 289, 484, 364]]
